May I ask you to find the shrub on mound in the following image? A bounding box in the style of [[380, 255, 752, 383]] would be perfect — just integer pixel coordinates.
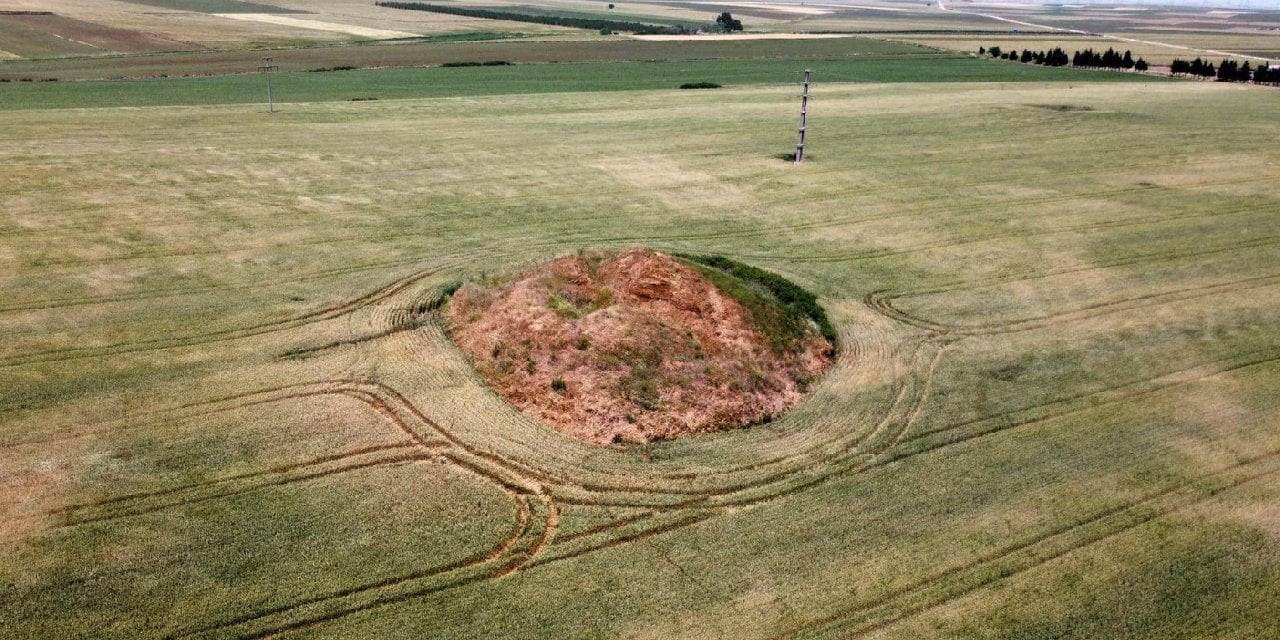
[[445, 248, 834, 444]]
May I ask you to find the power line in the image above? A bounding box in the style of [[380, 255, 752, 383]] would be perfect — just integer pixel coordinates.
[[795, 69, 811, 164], [258, 57, 278, 113]]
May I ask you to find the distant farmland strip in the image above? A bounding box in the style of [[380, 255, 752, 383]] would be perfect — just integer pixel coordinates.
[[0, 37, 925, 80], [0, 56, 1164, 110], [375, 1, 693, 35], [0, 13, 199, 55], [112, 0, 306, 14], [0, 18, 101, 57]]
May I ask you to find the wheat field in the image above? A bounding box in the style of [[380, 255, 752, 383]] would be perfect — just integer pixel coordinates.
[[2, 75, 1279, 639]]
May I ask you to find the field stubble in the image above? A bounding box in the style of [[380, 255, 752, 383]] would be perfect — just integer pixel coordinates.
[[1, 78, 1278, 639]]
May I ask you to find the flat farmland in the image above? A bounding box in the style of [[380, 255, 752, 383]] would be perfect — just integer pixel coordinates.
[[2, 59, 1279, 639], [0, 13, 198, 57], [0, 36, 925, 80], [0, 54, 1166, 109], [0, 17, 104, 58], [0, 0, 559, 53]]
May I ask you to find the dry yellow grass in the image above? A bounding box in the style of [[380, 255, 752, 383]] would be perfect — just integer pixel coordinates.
[[2, 74, 1278, 639]]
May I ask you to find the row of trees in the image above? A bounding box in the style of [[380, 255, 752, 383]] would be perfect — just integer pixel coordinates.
[[980, 46, 1070, 68], [1249, 63, 1280, 85], [980, 45, 1278, 86], [1170, 57, 1280, 85], [979, 46, 1149, 71], [1073, 48, 1149, 72], [1170, 57, 1219, 78]]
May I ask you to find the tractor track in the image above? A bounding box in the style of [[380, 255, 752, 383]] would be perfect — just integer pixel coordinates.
[[23, 240, 1278, 638], [0, 260, 455, 369], [865, 231, 1280, 319], [48, 443, 420, 522], [867, 270, 1280, 337], [785, 449, 1280, 639], [57, 452, 432, 528], [888, 346, 1280, 461]]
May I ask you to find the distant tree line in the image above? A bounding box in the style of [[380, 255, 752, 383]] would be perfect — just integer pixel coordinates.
[[980, 44, 1278, 86], [375, 1, 694, 35], [981, 45, 1151, 71], [980, 46, 1071, 67], [1072, 47, 1148, 71], [1169, 57, 1219, 78], [1170, 57, 1279, 85]]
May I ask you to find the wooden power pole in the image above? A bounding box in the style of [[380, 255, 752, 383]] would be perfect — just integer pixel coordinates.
[[795, 69, 811, 163], [259, 57, 278, 113]]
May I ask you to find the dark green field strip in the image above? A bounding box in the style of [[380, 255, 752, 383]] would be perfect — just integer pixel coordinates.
[[0, 36, 923, 80], [0, 56, 1164, 109], [658, 1, 820, 21], [396, 1, 707, 27]]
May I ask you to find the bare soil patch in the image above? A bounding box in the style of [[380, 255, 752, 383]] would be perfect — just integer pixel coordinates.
[[0, 13, 198, 53], [446, 248, 833, 444]]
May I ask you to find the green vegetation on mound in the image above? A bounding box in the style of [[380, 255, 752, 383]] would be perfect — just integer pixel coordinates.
[[678, 253, 837, 351]]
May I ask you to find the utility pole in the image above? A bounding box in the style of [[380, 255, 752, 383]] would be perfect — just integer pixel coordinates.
[[795, 69, 810, 164], [259, 57, 278, 113]]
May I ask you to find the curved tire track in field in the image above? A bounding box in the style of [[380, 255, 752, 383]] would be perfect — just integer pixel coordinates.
[[864, 231, 1280, 319], [0, 259, 458, 369], [785, 450, 1280, 639], [887, 345, 1280, 462], [168, 478, 542, 640], [40, 243, 1280, 637], [71, 341, 1280, 639], [59, 310, 929, 638], [867, 270, 1280, 337], [256, 330, 1280, 640], [37, 376, 558, 640]]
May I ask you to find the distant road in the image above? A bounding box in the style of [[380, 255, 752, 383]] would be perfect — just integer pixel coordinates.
[[935, 0, 1271, 61]]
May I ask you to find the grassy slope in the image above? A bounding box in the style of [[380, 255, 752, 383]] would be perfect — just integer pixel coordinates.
[[0, 55, 1165, 109], [0, 72, 1277, 639]]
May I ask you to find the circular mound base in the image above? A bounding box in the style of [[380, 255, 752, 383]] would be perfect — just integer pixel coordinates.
[[446, 248, 834, 444]]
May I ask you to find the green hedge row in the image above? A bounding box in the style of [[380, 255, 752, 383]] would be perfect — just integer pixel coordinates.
[[375, 2, 690, 35]]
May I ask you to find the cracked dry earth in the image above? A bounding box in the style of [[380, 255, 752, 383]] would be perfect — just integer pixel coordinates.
[[446, 248, 832, 444]]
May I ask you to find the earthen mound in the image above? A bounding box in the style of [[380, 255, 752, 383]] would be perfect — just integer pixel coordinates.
[[446, 248, 834, 444]]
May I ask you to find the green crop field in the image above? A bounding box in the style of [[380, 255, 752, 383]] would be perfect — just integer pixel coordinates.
[[0, 55, 1167, 109], [0, 36, 926, 80], [2, 11, 1280, 640]]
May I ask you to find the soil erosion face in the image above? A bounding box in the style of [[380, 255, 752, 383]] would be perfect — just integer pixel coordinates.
[[446, 248, 833, 444]]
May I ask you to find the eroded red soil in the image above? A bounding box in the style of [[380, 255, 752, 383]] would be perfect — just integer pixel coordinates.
[[446, 248, 832, 444]]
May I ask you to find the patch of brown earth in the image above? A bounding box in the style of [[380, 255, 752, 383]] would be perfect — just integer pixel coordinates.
[[446, 248, 832, 444]]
